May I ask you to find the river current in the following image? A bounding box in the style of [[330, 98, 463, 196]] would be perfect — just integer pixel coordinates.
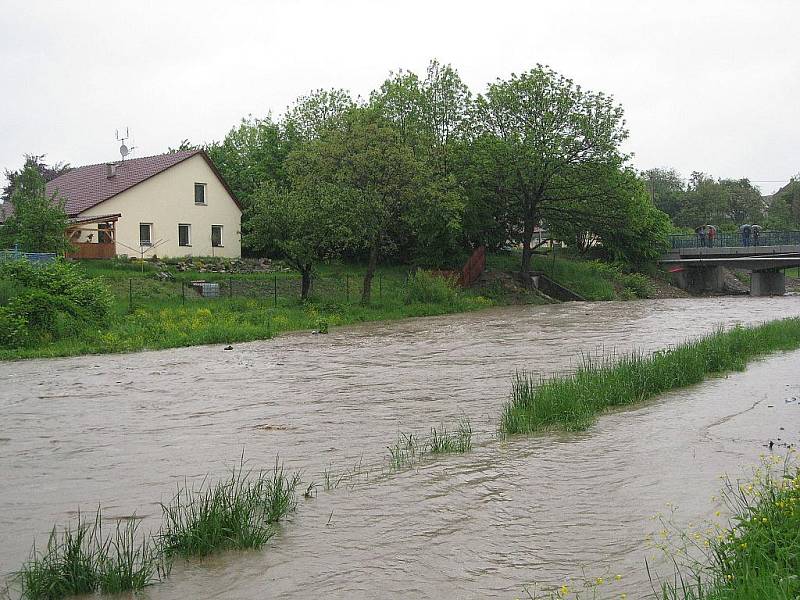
[[2, 296, 799, 598]]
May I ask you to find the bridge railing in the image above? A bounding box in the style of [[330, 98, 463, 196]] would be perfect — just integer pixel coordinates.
[[669, 230, 800, 249]]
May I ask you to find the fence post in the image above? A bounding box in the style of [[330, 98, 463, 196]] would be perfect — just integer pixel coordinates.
[[181, 281, 185, 306], [273, 275, 277, 307], [229, 277, 233, 299], [129, 279, 133, 312], [346, 275, 349, 303]]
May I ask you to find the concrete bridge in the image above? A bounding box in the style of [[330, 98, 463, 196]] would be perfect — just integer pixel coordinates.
[[661, 232, 800, 296]]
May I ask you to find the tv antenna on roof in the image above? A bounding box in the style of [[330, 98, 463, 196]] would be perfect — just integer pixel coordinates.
[[115, 128, 136, 161]]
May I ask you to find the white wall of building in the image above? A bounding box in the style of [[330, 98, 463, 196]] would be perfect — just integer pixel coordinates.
[[79, 154, 242, 258]]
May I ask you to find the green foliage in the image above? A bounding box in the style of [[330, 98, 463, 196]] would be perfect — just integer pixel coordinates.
[[0, 260, 112, 348], [471, 64, 629, 272], [501, 318, 800, 434], [159, 461, 299, 557], [404, 270, 459, 304], [15, 510, 166, 600], [0, 159, 71, 253], [659, 457, 800, 600]]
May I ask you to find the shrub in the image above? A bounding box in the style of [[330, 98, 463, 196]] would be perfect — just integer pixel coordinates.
[[404, 270, 459, 305], [620, 273, 655, 299], [0, 260, 112, 348], [0, 306, 28, 348]]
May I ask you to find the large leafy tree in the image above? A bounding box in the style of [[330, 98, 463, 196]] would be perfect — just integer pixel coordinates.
[[244, 182, 350, 301], [766, 176, 800, 228], [2, 154, 71, 203], [290, 107, 428, 303], [370, 60, 471, 265], [642, 167, 686, 221], [205, 116, 291, 209], [470, 65, 629, 273], [0, 160, 70, 253], [675, 173, 765, 228]]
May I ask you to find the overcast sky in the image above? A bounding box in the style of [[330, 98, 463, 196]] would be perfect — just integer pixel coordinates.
[[1, 0, 797, 193]]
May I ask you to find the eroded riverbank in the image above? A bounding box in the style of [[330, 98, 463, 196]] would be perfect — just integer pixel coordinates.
[[2, 296, 800, 598]]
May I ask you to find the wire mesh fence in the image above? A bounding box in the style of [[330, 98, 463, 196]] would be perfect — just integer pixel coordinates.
[[126, 273, 396, 310]]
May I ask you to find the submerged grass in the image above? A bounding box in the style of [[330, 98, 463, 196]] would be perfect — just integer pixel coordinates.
[[13, 457, 299, 599], [159, 460, 300, 557], [15, 510, 167, 600], [502, 317, 800, 434], [387, 418, 474, 470]]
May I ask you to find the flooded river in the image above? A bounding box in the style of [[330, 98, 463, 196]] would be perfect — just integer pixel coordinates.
[[2, 297, 800, 599]]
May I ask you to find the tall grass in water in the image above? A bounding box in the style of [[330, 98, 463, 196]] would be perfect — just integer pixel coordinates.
[[502, 317, 800, 434], [15, 510, 166, 600], [388, 418, 474, 469], [159, 460, 300, 557], [658, 454, 800, 599], [429, 418, 473, 454]]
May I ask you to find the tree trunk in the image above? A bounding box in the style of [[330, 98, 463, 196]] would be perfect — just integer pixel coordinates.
[[361, 237, 379, 305], [521, 219, 534, 274], [300, 266, 312, 301]]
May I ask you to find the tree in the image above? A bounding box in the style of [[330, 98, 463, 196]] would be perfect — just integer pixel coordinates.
[[0, 160, 70, 253], [2, 154, 71, 203], [284, 88, 355, 142], [766, 177, 800, 228], [289, 107, 428, 303], [370, 60, 471, 265], [244, 182, 349, 301], [470, 65, 629, 273], [642, 168, 686, 220], [676, 174, 765, 228], [205, 116, 291, 209]]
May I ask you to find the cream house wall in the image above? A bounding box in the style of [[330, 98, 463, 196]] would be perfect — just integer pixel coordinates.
[[78, 155, 241, 258]]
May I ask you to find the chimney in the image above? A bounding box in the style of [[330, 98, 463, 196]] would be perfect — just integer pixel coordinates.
[[106, 163, 117, 178]]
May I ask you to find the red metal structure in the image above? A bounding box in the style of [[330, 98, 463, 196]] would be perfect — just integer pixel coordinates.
[[459, 245, 486, 287]]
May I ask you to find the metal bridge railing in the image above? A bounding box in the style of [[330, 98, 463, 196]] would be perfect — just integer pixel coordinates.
[[669, 230, 800, 250]]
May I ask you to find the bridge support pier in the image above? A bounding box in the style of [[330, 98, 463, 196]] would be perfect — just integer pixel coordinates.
[[750, 270, 785, 296], [672, 266, 725, 294]]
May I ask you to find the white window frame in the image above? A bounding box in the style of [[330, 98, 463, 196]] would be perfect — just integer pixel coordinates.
[[194, 182, 207, 205], [211, 224, 223, 247], [139, 223, 153, 246], [178, 223, 192, 247]]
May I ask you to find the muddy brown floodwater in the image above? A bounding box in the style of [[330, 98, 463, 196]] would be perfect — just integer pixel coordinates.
[[2, 297, 800, 599]]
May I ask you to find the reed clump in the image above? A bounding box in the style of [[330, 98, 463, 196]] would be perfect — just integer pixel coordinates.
[[13, 457, 299, 599], [501, 318, 800, 434], [159, 460, 300, 557], [387, 417, 474, 469], [15, 510, 167, 600]]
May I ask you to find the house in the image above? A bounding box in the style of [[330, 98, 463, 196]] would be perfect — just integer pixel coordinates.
[[25, 149, 241, 259]]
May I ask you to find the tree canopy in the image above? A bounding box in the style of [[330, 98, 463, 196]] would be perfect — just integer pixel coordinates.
[[0, 160, 70, 254]]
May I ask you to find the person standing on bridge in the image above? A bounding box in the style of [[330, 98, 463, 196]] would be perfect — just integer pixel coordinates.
[[740, 224, 751, 247], [695, 225, 707, 248], [707, 224, 717, 247], [751, 224, 762, 246]]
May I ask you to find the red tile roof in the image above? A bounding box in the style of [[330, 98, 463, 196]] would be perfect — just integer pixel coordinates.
[[46, 150, 212, 217], [1, 150, 241, 222]]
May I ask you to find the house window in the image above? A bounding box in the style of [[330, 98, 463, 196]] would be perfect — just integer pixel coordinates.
[[211, 225, 223, 247], [139, 223, 153, 246], [194, 183, 207, 205], [178, 224, 191, 247]]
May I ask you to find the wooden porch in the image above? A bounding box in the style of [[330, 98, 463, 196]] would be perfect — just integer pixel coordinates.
[[65, 214, 121, 260]]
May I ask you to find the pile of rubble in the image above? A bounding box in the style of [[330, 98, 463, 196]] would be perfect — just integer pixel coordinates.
[[151, 257, 292, 274]]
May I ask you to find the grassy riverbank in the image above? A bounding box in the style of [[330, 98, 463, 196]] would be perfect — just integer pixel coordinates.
[[0, 259, 518, 360], [501, 317, 800, 434], [659, 454, 800, 599], [0, 251, 676, 360]]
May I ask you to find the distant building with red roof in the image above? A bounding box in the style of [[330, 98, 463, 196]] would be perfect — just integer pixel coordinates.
[[2, 149, 241, 259]]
